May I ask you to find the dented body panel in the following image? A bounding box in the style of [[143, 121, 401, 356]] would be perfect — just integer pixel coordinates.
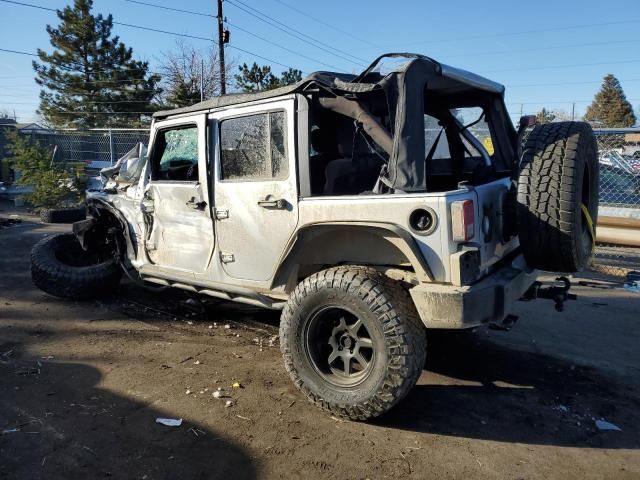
[[85, 54, 539, 329]]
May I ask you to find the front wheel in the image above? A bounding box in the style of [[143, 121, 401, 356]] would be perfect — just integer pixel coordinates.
[[280, 266, 426, 421]]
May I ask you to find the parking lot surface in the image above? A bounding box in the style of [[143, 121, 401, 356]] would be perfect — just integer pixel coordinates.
[[1, 219, 639, 479]]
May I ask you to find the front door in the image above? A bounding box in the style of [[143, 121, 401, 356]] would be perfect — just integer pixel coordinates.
[[144, 115, 215, 276], [212, 98, 298, 281]]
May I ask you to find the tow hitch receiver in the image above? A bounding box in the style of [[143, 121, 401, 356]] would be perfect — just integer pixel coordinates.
[[521, 276, 577, 312]]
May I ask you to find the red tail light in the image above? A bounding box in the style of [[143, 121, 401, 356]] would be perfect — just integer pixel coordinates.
[[451, 200, 475, 242]]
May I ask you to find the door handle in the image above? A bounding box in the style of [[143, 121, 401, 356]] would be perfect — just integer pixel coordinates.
[[186, 197, 207, 210], [258, 195, 287, 210]]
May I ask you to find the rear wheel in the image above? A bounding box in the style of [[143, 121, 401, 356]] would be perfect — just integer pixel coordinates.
[[280, 266, 426, 420], [517, 121, 599, 272]]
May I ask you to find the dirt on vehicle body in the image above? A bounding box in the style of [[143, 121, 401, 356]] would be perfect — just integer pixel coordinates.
[[30, 53, 599, 420]]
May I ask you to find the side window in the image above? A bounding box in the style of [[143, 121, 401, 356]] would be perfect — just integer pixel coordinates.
[[153, 126, 199, 181], [451, 107, 495, 157], [220, 111, 288, 181]]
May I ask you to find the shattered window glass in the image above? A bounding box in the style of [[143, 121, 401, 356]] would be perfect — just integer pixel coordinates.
[[156, 126, 199, 181], [220, 111, 288, 181], [270, 111, 287, 179]]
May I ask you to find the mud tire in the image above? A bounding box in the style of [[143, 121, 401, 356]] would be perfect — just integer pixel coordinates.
[[280, 266, 426, 421]]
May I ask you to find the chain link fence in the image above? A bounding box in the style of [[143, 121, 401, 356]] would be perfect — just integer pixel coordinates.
[[592, 128, 640, 278], [25, 128, 149, 173]]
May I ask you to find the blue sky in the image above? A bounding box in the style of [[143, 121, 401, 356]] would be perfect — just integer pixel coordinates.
[[1, 0, 639, 123]]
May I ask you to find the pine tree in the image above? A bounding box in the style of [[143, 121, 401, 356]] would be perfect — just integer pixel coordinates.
[[584, 74, 636, 127], [33, 0, 161, 128], [279, 68, 303, 87], [234, 63, 303, 93]]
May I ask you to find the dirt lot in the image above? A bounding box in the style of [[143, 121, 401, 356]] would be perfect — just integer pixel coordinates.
[[1, 216, 640, 479]]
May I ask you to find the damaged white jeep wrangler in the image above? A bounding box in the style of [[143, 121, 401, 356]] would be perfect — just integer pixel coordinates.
[[31, 54, 598, 420]]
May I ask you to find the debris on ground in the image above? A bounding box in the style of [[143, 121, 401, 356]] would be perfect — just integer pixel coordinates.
[[595, 418, 622, 431], [155, 418, 183, 427], [1, 428, 20, 435], [185, 389, 192, 395], [578, 280, 616, 289], [225, 400, 234, 408], [224, 324, 231, 330], [232, 382, 242, 389], [0, 217, 23, 228]]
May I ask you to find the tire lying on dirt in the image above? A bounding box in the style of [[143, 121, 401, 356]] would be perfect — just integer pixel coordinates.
[[280, 266, 426, 421], [31, 233, 121, 300], [517, 121, 599, 272], [39, 206, 86, 224]]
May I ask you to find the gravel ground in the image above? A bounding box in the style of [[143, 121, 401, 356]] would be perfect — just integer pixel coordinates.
[[1, 218, 639, 479]]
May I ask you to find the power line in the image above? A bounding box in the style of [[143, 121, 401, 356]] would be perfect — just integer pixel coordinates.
[[124, 0, 338, 71], [506, 98, 640, 106], [270, 0, 381, 49], [374, 18, 640, 49], [446, 38, 640, 59], [0, 0, 301, 73], [508, 78, 640, 88], [125, 0, 216, 18], [0, 47, 38, 56], [483, 59, 640, 74], [226, 0, 367, 67], [225, 20, 341, 70]]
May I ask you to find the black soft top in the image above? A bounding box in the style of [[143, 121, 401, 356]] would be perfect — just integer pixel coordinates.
[[154, 54, 508, 191]]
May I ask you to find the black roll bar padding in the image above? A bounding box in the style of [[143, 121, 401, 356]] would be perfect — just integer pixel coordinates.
[[318, 96, 393, 156]]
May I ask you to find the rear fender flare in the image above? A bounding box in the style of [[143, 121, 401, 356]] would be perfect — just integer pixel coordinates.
[[271, 222, 433, 291]]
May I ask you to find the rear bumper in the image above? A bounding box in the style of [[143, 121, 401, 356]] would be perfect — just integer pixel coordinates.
[[409, 255, 537, 329]]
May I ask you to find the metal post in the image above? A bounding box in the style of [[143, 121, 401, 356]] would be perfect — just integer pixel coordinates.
[[571, 103, 576, 121], [201, 58, 205, 102], [109, 129, 115, 166], [217, 0, 226, 95]]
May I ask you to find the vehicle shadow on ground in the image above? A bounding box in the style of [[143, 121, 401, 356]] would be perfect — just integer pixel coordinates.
[[0, 340, 257, 480], [376, 331, 640, 449]]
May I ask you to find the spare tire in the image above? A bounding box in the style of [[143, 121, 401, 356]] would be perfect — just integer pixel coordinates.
[[40, 206, 86, 224], [31, 233, 121, 300], [517, 121, 599, 272]]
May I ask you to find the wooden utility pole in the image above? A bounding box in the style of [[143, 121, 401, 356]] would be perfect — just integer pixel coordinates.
[[217, 0, 226, 95]]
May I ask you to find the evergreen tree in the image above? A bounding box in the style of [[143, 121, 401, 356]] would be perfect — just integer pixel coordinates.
[[584, 74, 636, 127], [33, 0, 161, 128], [279, 68, 303, 87], [234, 63, 303, 93]]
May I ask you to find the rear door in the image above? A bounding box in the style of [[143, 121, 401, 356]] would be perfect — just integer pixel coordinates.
[[144, 114, 215, 276], [212, 98, 298, 281]]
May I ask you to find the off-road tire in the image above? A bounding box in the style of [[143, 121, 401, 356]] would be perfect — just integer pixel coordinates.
[[39, 207, 86, 224], [517, 121, 599, 272], [280, 266, 426, 421], [31, 233, 121, 300]]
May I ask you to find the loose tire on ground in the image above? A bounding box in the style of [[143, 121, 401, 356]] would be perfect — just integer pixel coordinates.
[[31, 233, 121, 300], [517, 121, 599, 272], [40, 207, 86, 224], [280, 266, 426, 421]]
